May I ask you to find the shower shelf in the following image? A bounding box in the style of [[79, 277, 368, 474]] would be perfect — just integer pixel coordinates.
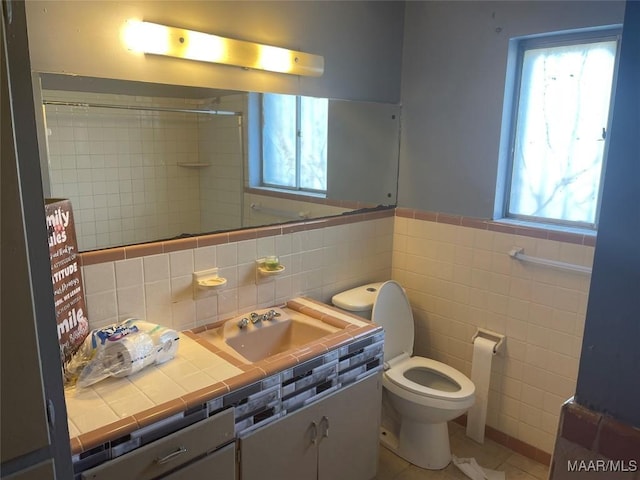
[[177, 162, 210, 168]]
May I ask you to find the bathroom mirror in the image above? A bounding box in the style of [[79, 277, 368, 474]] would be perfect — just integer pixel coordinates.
[[35, 73, 400, 252]]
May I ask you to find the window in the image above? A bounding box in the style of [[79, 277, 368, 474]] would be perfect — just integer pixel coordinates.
[[261, 93, 328, 193], [503, 30, 620, 229]]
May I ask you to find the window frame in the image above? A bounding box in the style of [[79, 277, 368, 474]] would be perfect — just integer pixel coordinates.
[[501, 27, 622, 231], [259, 93, 327, 196]]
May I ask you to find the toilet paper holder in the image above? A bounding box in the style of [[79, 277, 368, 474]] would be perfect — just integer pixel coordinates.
[[471, 328, 505, 355]]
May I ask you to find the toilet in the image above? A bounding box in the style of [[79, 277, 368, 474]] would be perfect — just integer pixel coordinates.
[[332, 280, 475, 470]]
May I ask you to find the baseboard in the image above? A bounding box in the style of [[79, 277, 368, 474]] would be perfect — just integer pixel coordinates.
[[453, 414, 552, 466]]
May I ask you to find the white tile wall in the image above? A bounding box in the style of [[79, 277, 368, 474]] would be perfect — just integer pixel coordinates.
[[392, 216, 593, 454], [199, 93, 245, 233], [80, 212, 591, 454], [82, 217, 393, 332]]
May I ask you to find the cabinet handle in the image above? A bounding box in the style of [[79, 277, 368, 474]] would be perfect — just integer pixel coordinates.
[[320, 416, 330, 439], [310, 421, 319, 445], [156, 446, 188, 465]]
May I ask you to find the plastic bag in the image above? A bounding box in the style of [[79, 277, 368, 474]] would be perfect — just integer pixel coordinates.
[[65, 319, 179, 388]]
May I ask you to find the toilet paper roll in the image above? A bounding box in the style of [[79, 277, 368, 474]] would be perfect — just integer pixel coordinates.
[[103, 332, 157, 378], [466, 336, 496, 444], [123, 319, 180, 365], [152, 327, 180, 365]]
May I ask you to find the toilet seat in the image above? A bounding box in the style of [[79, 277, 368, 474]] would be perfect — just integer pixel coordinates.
[[385, 356, 475, 402]]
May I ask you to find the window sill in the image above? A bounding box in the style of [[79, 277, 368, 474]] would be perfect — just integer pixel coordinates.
[[495, 218, 596, 235], [246, 186, 326, 200], [492, 218, 597, 246]]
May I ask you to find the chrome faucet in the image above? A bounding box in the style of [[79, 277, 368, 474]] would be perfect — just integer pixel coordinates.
[[241, 309, 281, 328]]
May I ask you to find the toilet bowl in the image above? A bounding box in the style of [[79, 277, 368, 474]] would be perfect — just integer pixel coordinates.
[[332, 280, 475, 470]]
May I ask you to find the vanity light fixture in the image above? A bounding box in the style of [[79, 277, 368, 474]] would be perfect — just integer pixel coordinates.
[[123, 20, 324, 77]]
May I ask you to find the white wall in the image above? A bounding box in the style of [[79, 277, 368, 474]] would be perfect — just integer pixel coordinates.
[[398, 1, 625, 217]]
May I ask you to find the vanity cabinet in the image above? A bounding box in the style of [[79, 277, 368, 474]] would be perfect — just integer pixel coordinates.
[[239, 372, 382, 480], [80, 408, 235, 480]]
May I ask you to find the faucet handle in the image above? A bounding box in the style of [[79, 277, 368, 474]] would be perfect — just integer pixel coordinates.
[[237, 317, 249, 329], [263, 309, 280, 321]]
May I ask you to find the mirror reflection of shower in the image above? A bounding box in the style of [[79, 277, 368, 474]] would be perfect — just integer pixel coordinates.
[[43, 91, 245, 251]]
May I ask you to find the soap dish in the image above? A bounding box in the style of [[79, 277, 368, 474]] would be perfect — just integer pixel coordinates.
[[193, 267, 227, 292], [198, 277, 227, 288], [258, 264, 286, 276]]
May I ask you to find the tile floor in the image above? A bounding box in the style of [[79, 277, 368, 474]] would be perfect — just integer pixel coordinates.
[[376, 422, 550, 480]]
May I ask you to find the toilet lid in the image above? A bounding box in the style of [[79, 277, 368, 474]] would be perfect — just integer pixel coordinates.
[[371, 280, 414, 362], [385, 356, 475, 401]]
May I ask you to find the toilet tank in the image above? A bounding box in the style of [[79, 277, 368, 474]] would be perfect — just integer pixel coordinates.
[[331, 282, 384, 320]]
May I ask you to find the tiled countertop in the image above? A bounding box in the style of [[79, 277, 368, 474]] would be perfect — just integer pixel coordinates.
[[65, 336, 243, 439], [65, 297, 380, 456]]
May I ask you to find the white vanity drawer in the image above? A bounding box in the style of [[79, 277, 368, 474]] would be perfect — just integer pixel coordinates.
[[80, 408, 234, 480], [161, 442, 235, 480]]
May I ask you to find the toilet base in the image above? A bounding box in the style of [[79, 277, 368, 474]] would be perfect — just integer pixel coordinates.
[[396, 421, 452, 470]]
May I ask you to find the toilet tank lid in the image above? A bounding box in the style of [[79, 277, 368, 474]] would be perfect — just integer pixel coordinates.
[[331, 282, 384, 311]]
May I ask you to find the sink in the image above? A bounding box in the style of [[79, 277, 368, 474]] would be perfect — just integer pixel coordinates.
[[198, 307, 340, 364]]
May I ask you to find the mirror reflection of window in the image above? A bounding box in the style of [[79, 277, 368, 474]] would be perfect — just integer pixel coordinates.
[[261, 93, 328, 194]]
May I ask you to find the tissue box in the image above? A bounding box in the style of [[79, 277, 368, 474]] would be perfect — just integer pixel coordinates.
[[45, 199, 89, 367]]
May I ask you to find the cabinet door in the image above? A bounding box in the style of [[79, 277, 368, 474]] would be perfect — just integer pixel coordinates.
[[3, 460, 54, 480], [161, 443, 235, 480], [318, 373, 382, 480], [239, 403, 320, 480]]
